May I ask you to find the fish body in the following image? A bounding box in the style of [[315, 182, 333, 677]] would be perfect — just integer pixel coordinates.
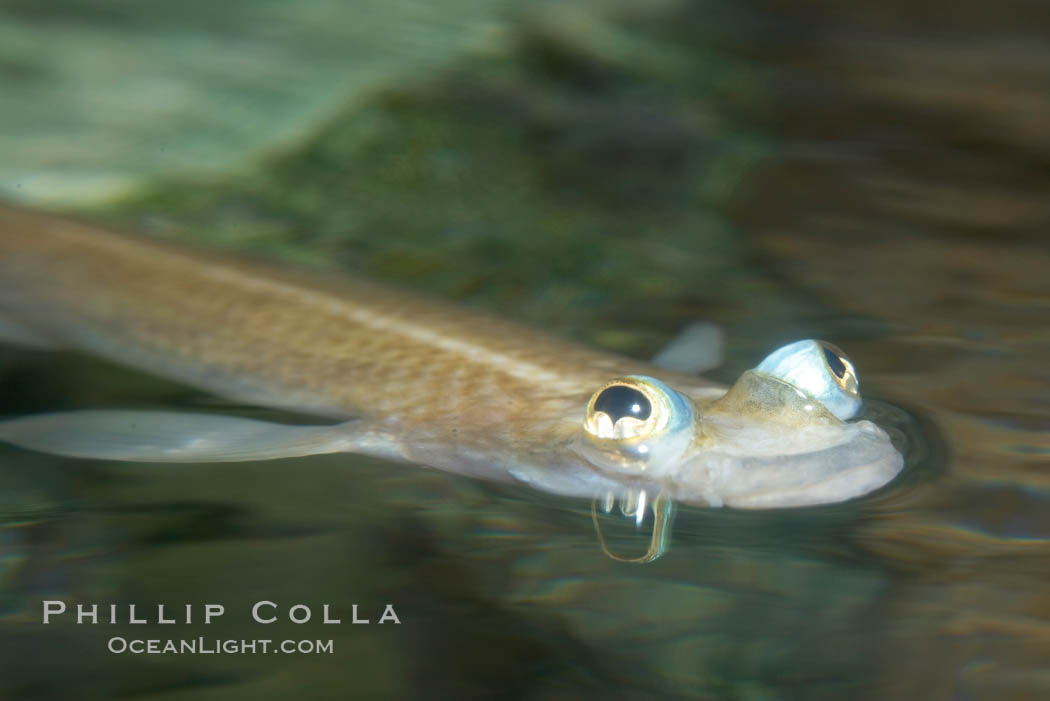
[[0, 205, 902, 508]]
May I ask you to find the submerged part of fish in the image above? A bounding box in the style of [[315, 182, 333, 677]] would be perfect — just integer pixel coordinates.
[[0, 204, 903, 510]]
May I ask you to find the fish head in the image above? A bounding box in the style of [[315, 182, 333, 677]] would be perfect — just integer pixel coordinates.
[[574, 340, 903, 508]]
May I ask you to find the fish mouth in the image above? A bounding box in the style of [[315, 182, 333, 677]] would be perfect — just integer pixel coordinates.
[[672, 419, 904, 508], [718, 449, 903, 508]]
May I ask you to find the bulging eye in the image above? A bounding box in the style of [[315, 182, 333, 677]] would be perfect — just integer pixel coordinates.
[[593, 384, 652, 422], [590, 385, 653, 437], [580, 375, 695, 474], [754, 339, 861, 420], [818, 342, 858, 395]]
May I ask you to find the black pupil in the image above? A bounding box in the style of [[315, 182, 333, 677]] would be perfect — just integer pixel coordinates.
[[823, 347, 847, 379], [593, 385, 652, 423]]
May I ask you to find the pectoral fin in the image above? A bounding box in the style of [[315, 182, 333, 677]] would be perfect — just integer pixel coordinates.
[[0, 316, 61, 350], [0, 410, 392, 463], [650, 322, 723, 374]]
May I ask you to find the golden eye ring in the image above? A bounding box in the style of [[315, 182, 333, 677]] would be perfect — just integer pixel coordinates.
[[584, 377, 670, 441], [817, 341, 859, 396], [580, 375, 696, 474], [754, 339, 862, 420]]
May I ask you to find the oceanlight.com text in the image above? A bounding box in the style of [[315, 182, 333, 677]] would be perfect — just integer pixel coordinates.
[[107, 637, 335, 655]]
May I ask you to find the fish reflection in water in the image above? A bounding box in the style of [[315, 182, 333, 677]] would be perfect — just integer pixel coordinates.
[[0, 205, 902, 560]]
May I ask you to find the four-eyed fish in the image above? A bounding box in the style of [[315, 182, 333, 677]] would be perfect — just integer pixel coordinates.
[[0, 205, 903, 557]]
